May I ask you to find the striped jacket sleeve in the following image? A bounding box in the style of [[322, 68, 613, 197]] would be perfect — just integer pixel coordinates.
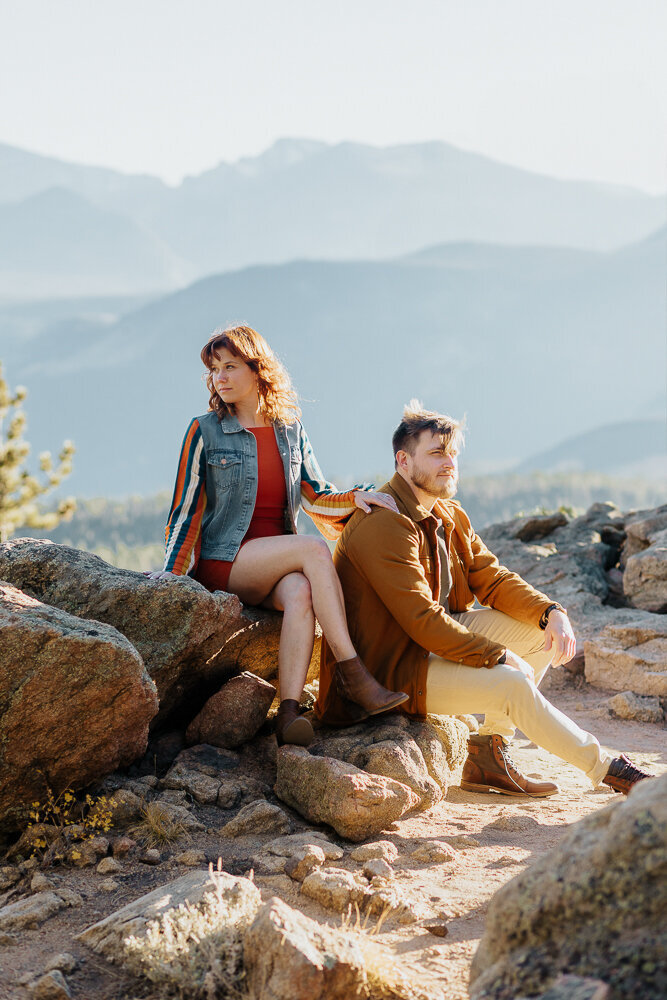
[[298, 422, 370, 540], [164, 418, 207, 574]]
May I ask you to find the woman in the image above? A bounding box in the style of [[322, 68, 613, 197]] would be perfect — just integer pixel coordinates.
[[154, 325, 408, 746]]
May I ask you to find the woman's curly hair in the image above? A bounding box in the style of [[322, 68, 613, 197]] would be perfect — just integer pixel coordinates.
[[201, 325, 301, 425]]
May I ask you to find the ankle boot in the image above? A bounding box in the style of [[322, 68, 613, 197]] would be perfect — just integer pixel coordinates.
[[334, 656, 409, 717], [275, 699, 314, 748], [460, 734, 558, 797]]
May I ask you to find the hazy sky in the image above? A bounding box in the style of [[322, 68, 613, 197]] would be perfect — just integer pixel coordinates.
[[1, 0, 665, 191]]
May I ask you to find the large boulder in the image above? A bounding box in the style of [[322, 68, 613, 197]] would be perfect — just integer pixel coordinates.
[[622, 507, 667, 613], [274, 746, 418, 841], [185, 671, 276, 748], [470, 774, 667, 1000], [584, 619, 667, 697], [0, 582, 157, 833], [309, 714, 468, 812], [0, 539, 249, 723]]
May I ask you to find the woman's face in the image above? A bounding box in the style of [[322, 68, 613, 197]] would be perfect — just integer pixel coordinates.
[[208, 347, 258, 408]]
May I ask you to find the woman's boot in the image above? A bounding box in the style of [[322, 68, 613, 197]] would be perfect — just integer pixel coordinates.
[[334, 656, 409, 717], [275, 699, 314, 747]]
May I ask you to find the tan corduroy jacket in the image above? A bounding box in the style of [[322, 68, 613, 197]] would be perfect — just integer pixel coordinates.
[[314, 472, 557, 724]]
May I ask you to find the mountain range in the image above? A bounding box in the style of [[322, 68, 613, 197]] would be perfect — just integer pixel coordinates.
[[3, 226, 664, 497], [1, 138, 664, 298]]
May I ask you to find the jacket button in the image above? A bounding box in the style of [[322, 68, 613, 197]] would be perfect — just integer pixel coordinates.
[[418, 690, 423, 696]]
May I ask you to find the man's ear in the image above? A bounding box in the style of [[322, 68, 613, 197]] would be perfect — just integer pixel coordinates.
[[395, 449, 409, 472]]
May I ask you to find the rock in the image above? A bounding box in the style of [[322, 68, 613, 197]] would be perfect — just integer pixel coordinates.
[[159, 788, 191, 807], [100, 879, 120, 892], [275, 746, 418, 842], [300, 867, 369, 912], [0, 891, 66, 932], [149, 800, 205, 832], [423, 917, 449, 938], [262, 831, 342, 860], [185, 672, 277, 749], [31, 970, 71, 999], [349, 840, 398, 864], [97, 857, 123, 875], [363, 884, 431, 924], [141, 849, 161, 865], [470, 774, 667, 1000], [523, 975, 611, 1000], [111, 836, 136, 858], [78, 869, 261, 963], [310, 714, 466, 812], [411, 841, 457, 863], [363, 858, 393, 880], [43, 954, 78, 974], [220, 801, 291, 838], [623, 507, 667, 612], [68, 843, 97, 868], [174, 849, 207, 867], [88, 836, 110, 857], [0, 582, 157, 832], [487, 814, 540, 833], [448, 835, 480, 849], [454, 713, 479, 732], [161, 762, 221, 804], [0, 538, 250, 724], [608, 690, 664, 724], [243, 895, 367, 1000], [284, 845, 326, 881], [584, 619, 667, 697], [209, 607, 321, 687], [7, 823, 61, 861], [107, 789, 145, 827], [30, 873, 54, 893], [423, 715, 470, 772], [0, 867, 20, 890]]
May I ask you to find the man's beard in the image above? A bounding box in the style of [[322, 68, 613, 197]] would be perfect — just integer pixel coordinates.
[[410, 465, 458, 500]]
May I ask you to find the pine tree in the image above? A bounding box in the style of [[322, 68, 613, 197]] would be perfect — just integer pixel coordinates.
[[0, 362, 76, 542]]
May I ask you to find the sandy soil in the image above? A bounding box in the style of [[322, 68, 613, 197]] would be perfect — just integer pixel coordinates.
[[0, 671, 664, 1000]]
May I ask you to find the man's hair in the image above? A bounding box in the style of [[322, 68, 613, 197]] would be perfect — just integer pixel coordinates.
[[392, 399, 465, 465]]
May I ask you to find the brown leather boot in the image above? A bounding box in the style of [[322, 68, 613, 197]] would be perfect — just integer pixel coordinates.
[[602, 754, 654, 795], [334, 655, 409, 717], [275, 699, 314, 748], [460, 734, 559, 797]]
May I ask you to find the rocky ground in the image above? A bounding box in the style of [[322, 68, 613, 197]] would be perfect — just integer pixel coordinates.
[[0, 669, 663, 1000]]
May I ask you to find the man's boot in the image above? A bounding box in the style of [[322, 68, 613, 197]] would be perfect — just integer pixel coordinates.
[[461, 733, 559, 797], [334, 656, 409, 717], [275, 699, 314, 748], [602, 754, 654, 794]]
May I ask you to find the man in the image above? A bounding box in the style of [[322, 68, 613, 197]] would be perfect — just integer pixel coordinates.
[[314, 401, 652, 796]]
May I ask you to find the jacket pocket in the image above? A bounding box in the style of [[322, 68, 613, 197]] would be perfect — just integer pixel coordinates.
[[207, 452, 243, 491]]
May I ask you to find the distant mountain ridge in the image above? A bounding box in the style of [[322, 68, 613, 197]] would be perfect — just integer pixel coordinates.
[[1, 138, 664, 298], [4, 229, 664, 498]]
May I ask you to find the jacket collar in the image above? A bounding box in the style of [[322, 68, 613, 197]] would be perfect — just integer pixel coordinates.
[[388, 472, 439, 524], [219, 411, 245, 434]]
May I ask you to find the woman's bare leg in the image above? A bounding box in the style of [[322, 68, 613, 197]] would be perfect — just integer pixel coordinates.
[[262, 572, 315, 701], [227, 535, 356, 661]]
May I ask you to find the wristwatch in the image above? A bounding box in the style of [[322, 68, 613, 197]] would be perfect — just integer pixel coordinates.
[[539, 603, 565, 630]]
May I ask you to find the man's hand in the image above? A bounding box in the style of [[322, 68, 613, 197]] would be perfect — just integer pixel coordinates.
[[354, 491, 400, 514], [502, 649, 536, 683], [543, 609, 576, 666]]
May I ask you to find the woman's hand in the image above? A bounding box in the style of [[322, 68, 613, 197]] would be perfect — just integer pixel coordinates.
[[354, 491, 399, 514], [145, 570, 178, 580]]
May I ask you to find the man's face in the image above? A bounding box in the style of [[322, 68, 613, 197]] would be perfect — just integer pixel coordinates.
[[400, 430, 459, 499]]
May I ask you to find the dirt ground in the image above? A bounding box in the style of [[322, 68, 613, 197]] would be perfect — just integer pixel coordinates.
[[0, 671, 664, 1000]]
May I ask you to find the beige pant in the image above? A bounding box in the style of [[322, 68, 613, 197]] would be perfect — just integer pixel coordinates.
[[426, 609, 612, 785]]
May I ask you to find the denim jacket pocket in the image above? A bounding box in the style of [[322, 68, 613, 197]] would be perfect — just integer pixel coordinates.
[[207, 452, 243, 491]]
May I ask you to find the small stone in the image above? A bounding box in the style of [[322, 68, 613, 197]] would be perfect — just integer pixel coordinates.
[[608, 691, 664, 724], [448, 835, 480, 849], [174, 850, 206, 867], [300, 867, 369, 913], [142, 849, 161, 865], [219, 801, 291, 838], [111, 836, 136, 858], [19, 857, 40, 872], [96, 857, 122, 875], [423, 917, 449, 938], [108, 789, 145, 826], [349, 840, 398, 864], [31, 872, 54, 893], [284, 845, 326, 882], [0, 932, 16, 946], [31, 969, 71, 999], [100, 879, 120, 892], [0, 867, 21, 890], [0, 891, 66, 932], [263, 832, 341, 860], [363, 858, 393, 881], [159, 788, 192, 807], [68, 844, 96, 868], [44, 954, 78, 974], [411, 841, 457, 863], [56, 888, 83, 907], [487, 815, 539, 833], [88, 836, 110, 857]]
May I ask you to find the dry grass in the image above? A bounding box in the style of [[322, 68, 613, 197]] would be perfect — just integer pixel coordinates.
[[129, 802, 189, 848], [340, 903, 431, 1000]]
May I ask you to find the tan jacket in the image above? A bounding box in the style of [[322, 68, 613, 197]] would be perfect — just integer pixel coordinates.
[[314, 472, 556, 724]]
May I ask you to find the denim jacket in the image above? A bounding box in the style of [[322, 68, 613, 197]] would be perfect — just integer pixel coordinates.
[[164, 411, 363, 571]]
